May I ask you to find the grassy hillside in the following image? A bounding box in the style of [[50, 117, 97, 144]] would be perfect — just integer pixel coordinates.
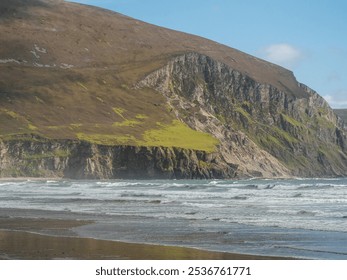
[[0, 0, 302, 153], [0, 0, 228, 151], [1, 0, 346, 178], [0, 66, 217, 151]]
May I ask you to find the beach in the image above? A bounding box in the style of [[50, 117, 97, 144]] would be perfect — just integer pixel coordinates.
[[0, 214, 286, 260], [0, 178, 346, 259]]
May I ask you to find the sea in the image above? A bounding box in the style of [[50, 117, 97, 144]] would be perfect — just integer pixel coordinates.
[[1, 178, 347, 259]]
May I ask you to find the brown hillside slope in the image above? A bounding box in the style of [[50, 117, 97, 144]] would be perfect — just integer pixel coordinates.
[[0, 0, 304, 92], [0, 0, 346, 178]]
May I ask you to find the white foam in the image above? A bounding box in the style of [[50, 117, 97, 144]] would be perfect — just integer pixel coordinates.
[[0, 178, 346, 232]]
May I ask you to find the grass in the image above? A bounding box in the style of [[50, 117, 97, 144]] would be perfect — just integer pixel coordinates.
[[135, 114, 148, 120], [27, 124, 38, 130], [76, 133, 138, 145], [141, 120, 218, 152], [216, 114, 226, 125], [113, 119, 142, 127], [77, 82, 88, 91], [234, 107, 253, 123], [75, 120, 218, 152], [261, 134, 283, 147], [113, 107, 127, 120], [280, 113, 303, 127], [23, 149, 71, 160], [0, 71, 218, 153], [198, 160, 211, 168], [271, 126, 298, 144], [316, 115, 336, 130], [1, 109, 21, 119]]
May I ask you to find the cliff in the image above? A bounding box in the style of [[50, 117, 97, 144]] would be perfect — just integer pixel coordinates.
[[0, 0, 346, 179], [335, 109, 347, 127], [0, 135, 236, 179], [137, 52, 347, 177]]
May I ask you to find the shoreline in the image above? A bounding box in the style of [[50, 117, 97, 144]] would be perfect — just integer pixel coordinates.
[[2, 179, 346, 259], [0, 229, 291, 260], [0, 217, 291, 260], [0, 176, 344, 182], [0, 177, 62, 181]]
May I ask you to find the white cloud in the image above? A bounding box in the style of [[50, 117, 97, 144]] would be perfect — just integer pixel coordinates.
[[259, 43, 304, 70], [323, 95, 333, 104], [323, 90, 347, 109]]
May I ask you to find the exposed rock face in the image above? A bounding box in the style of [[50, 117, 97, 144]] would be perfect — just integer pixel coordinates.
[[1, 1, 346, 179], [334, 109, 347, 129], [1, 51, 346, 179], [137, 52, 347, 177], [0, 136, 236, 179]]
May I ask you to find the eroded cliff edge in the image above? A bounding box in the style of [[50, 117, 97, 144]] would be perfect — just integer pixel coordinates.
[[136, 52, 347, 178], [0, 136, 236, 179], [1, 52, 347, 179], [0, 52, 347, 179]]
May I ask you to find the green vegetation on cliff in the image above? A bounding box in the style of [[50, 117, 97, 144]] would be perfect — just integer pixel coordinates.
[[75, 120, 218, 152], [141, 120, 218, 152], [0, 0, 346, 178]]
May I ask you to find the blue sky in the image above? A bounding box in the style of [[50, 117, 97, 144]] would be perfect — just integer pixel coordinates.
[[68, 0, 347, 108]]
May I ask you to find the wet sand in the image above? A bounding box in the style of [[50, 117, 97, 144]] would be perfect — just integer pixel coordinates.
[[0, 217, 289, 260]]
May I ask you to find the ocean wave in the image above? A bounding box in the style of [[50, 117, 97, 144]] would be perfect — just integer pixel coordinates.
[[235, 184, 259, 190], [297, 210, 316, 216], [28, 197, 152, 204], [208, 180, 219, 185], [96, 181, 161, 188], [181, 202, 227, 209], [2, 178, 347, 235], [120, 192, 163, 198], [297, 184, 336, 190], [230, 195, 248, 200], [0, 196, 23, 201], [164, 184, 211, 191]]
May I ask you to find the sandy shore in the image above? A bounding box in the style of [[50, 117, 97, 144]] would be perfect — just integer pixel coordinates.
[[0, 217, 289, 260]]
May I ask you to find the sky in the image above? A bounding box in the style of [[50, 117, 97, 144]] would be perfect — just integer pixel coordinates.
[[68, 0, 347, 109]]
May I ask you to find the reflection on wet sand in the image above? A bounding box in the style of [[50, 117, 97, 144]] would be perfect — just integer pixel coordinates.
[[0, 230, 279, 260], [0, 216, 290, 260]]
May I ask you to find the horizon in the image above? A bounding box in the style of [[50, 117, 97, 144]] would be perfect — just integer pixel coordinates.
[[67, 0, 347, 109]]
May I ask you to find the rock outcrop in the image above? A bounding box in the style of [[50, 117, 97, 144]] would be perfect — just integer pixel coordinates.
[[137, 52, 347, 177], [0, 135, 236, 179], [334, 109, 347, 129]]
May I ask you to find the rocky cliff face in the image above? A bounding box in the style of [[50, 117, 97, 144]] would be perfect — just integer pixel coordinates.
[[334, 109, 347, 129], [1, 1, 346, 179], [1, 50, 346, 179], [0, 135, 236, 179], [137, 52, 347, 177]]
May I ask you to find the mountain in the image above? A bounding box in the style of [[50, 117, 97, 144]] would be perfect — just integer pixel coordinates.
[[335, 109, 347, 124], [1, 0, 347, 179]]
